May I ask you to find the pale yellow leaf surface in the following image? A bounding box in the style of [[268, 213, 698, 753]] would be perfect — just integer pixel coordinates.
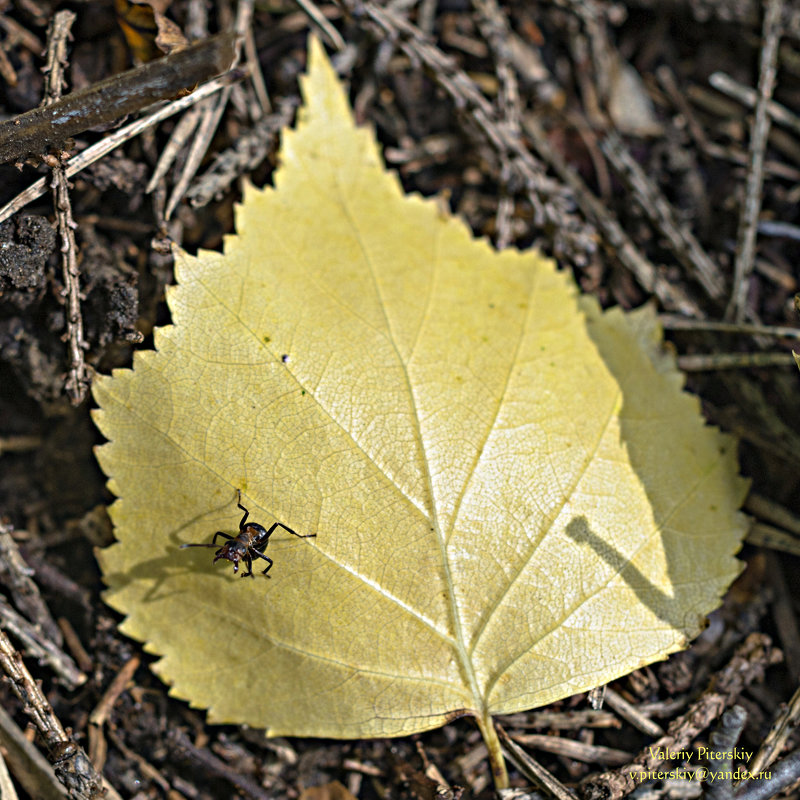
[[93, 39, 747, 745]]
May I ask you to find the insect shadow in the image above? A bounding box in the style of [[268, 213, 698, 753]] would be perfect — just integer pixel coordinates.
[[180, 489, 316, 578]]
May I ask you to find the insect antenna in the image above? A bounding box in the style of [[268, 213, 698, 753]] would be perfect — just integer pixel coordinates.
[[180, 542, 221, 549]]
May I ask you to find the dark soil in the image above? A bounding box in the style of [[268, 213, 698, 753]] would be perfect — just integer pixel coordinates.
[[1, 1, 800, 799]]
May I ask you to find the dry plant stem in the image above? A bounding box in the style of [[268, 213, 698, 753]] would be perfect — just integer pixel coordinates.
[[726, 0, 784, 322], [0, 704, 67, 800], [0, 628, 105, 799], [0, 47, 17, 87], [53, 170, 89, 405], [705, 705, 747, 800], [0, 597, 84, 689], [0, 749, 20, 800], [243, 23, 270, 114], [523, 116, 703, 316], [506, 731, 631, 766], [747, 522, 800, 555], [677, 352, 795, 370], [104, 728, 171, 794], [581, 634, 777, 800], [603, 686, 664, 737], [735, 750, 800, 800], [42, 12, 89, 404], [766, 551, 800, 679], [145, 104, 204, 194], [294, 0, 346, 49], [471, 0, 523, 249], [747, 522, 800, 556], [600, 132, 726, 302], [496, 724, 576, 800], [659, 315, 800, 338], [340, 0, 595, 261], [562, 0, 615, 113], [0, 528, 61, 646], [171, 729, 275, 800], [749, 684, 800, 776], [503, 709, 620, 730], [657, 65, 711, 151], [186, 99, 297, 207], [0, 14, 45, 55], [475, 712, 509, 788], [57, 618, 92, 675], [746, 493, 800, 537], [158, 2, 257, 218], [0, 70, 242, 225], [88, 655, 141, 770], [0, 435, 41, 454], [165, 88, 232, 219], [710, 71, 800, 138]]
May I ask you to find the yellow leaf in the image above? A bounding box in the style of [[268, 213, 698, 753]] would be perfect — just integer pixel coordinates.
[[92, 38, 747, 783]]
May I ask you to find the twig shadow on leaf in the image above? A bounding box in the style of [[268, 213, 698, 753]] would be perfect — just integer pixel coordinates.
[[571, 303, 742, 634], [565, 516, 685, 628]]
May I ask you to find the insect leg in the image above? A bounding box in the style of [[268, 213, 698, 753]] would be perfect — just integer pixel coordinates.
[[252, 551, 274, 577], [241, 553, 254, 578], [236, 488, 249, 529], [180, 536, 228, 550], [272, 522, 316, 540]]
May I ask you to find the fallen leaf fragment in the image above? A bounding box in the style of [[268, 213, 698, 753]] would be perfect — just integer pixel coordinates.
[[92, 37, 748, 786]]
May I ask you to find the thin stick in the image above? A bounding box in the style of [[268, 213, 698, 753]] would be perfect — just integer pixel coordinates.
[[0, 525, 62, 647], [0, 596, 85, 690], [0, 704, 66, 800], [43, 11, 89, 404], [660, 314, 800, 338], [677, 352, 794, 370], [165, 87, 231, 219], [710, 70, 800, 139], [293, 0, 346, 50], [524, 115, 703, 316], [0, 628, 105, 799], [0, 748, 20, 800], [582, 634, 776, 800], [337, 0, 596, 261], [601, 131, 727, 302], [725, 0, 784, 321], [472, 0, 522, 249], [0, 32, 237, 164], [163, 3, 260, 218], [88, 655, 141, 770], [496, 724, 576, 800], [603, 687, 664, 738], [0, 71, 242, 225]]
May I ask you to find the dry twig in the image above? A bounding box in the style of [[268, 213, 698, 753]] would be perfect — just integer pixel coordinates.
[[88, 655, 140, 770], [0, 596, 84, 690], [0, 628, 106, 799], [337, 0, 596, 261], [523, 115, 703, 316], [0, 703, 66, 800], [710, 71, 800, 139], [0, 71, 242, 225], [471, 0, 523, 249], [580, 634, 779, 800], [600, 132, 727, 303], [42, 11, 89, 404], [0, 527, 61, 646], [497, 724, 577, 800], [726, 0, 785, 321]]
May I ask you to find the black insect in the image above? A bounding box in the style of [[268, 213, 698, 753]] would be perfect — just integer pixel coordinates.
[[181, 490, 315, 578]]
